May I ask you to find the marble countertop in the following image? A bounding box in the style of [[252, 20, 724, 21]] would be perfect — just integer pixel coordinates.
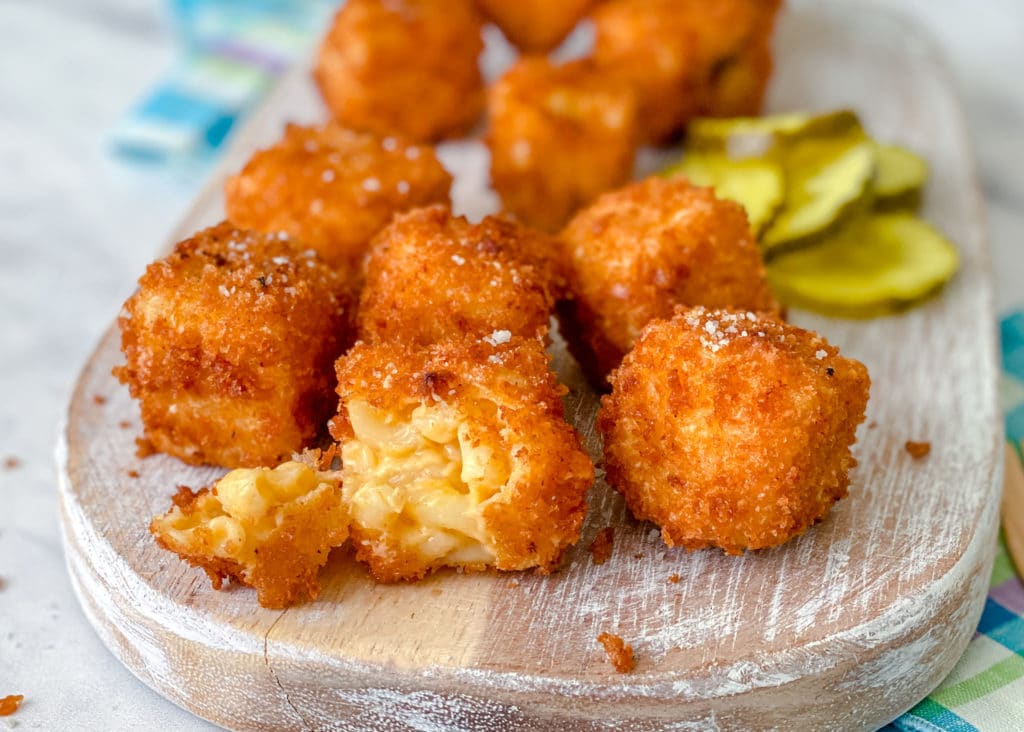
[[1, 1, 1021, 729]]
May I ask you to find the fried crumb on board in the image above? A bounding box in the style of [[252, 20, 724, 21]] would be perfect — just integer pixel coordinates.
[[668, 573, 680, 584], [2, 457, 19, 471], [127, 469, 140, 479], [589, 527, 614, 565], [597, 633, 635, 673], [905, 440, 931, 459], [135, 437, 155, 457], [92, 394, 107, 405], [0, 695, 24, 716]]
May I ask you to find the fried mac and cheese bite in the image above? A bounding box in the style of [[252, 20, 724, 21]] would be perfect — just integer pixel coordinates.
[[115, 223, 353, 468], [224, 123, 451, 274], [358, 205, 564, 345], [558, 177, 778, 385], [475, 0, 594, 53], [592, 0, 781, 142], [599, 307, 870, 554], [314, 0, 485, 141], [487, 57, 638, 233], [330, 335, 594, 582], [151, 460, 349, 608]]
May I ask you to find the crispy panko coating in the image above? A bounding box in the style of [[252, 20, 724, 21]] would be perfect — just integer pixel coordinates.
[[358, 205, 564, 346], [487, 57, 638, 233], [475, 0, 595, 53], [599, 307, 870, 554], [593, 0, 781, 142], [114, 222, 353, 468], [558, 177, 778, 385], [314, 0, 485, 142], [151, 460, 349, 608], [330, 335, 594, 582], [224, 122, 451, 275]]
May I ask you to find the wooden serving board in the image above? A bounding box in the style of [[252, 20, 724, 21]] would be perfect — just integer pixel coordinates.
[[58, 3, 1003, 730]]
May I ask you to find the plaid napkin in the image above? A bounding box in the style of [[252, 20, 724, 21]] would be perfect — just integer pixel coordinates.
[[110, 0, 338, 171], [891, 313, 1024, 731]]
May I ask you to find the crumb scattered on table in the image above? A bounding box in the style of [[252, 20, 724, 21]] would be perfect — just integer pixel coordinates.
[[589, 527, 614, 565], [119, 420, 132, 430], [2, 457, 19, 471], [127, 469, 140, 479], [668, 573, 680, 584], [135, 437, 155, 458], [597, 632, 635, 673], [905, 440, 931, 459], [92, 394, 107, 405], [868, 421, 878, 430], [0, 695, 23, 717]]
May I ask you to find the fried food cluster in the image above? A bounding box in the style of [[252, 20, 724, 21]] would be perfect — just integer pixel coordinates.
[[331, 335, 594, 582], [599, 307, 870, 554], [593, 0, 782, 142], [224, 122, 451, 274], [115, 222, 353, 468], [558, 177, 778, 385], [475, 0, 595, 53], [487, 58, 638, 233], [314, 0, 485, 142], [151, 460, 349, 608], [358, 205, 564, 346]]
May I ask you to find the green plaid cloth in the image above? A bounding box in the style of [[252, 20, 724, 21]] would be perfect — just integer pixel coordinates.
[[890, 313, 1024, 730]]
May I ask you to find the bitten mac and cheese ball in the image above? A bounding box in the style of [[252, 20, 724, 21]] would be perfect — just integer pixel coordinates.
[[115, 223, 353, 468], [475, 0, 595, 53], [592, 0, 781, 142], [330, 335, 594, 582], [358, 205, 564, 346], [558, 177, 777, 386], [487, 57, 638, 233], [151, 460, 349, 609], [224, 123, 451, 274], [314, 0, 485, 142], [599, 307, 870, 554]]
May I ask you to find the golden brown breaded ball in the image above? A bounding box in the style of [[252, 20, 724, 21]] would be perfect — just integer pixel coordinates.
[[487, 57, 638, 233], [314, 0, 485, 142], [599, 307, 870, 554], [558, 177, 778, 386], [358, 205, 564, 346], [330, 335, 594, 582], [151, 460, 349, 609], [114, 222, 354, 468], [592, 0, 781, 142], [224, 122, 452, 275], [475, 0, 595, 53]]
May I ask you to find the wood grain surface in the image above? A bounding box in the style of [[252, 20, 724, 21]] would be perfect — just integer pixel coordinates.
[[57, 3, 1003, 730]]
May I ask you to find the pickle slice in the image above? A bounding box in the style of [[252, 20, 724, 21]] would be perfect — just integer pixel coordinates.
[[663, 154, 785, 234], [687, 110, 862, 159], [761, 135, 876, 255], [767, 213, 959, 318], [873, 143, 928, 210]]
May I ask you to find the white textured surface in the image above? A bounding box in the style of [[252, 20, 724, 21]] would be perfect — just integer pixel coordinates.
[[1, 1, 1023, 731]]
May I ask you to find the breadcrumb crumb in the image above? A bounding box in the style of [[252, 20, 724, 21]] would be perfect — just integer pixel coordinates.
[[0, 696, 23, 717], [597, 633, 635, 673], [92, 394, 107, 405], [589, 527, 614, 565], [127, 469, 140, 479], [668, 573, 680, 584], [905, 441, 931, 459], [2, 457, 19, 471]]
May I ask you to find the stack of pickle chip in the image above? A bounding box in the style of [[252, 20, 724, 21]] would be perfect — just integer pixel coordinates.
[[664, 110, 958, 318]]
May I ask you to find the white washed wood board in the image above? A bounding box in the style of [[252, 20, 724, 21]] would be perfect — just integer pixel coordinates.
[[57, 2, 1003, 730]]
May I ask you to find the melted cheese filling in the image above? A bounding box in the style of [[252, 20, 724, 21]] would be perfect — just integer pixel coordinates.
[[160, 461, 339, 564], [341, 400, 508, 566]]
